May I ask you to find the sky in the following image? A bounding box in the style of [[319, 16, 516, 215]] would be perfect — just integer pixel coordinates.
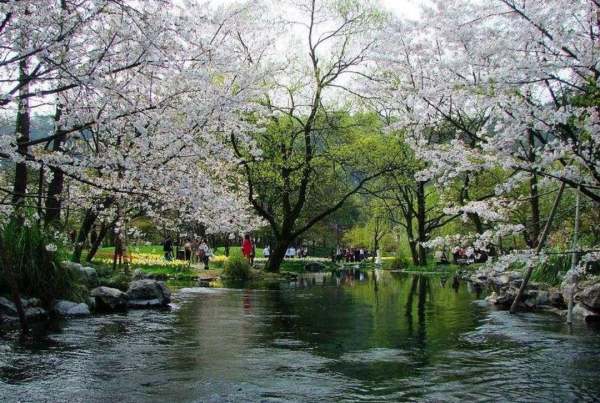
[[378, 0, 424, 19]]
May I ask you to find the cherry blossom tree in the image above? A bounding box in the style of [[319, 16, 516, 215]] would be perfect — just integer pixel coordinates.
[[0, 1, 266, 261], [375, 0, 599, 310]]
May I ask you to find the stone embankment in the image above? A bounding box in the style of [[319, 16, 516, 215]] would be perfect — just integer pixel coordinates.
[[462, 266, 600, 322], [0, 263, 173, 327]]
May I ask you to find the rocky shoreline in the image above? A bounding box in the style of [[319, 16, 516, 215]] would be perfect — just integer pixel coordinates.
[[0, 263, 173, 329], [460, 266, 600, 322]]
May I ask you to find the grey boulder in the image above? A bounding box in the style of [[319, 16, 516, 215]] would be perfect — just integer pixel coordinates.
[[79, 266, 98, 286], [90, 286, 128, 312], [577, 283, 600, 311], [572, 303, 600, 322], [53, 300, 91, 317], [126, 280, 171, 308]]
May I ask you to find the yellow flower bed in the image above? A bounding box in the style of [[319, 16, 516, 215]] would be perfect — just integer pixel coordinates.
[[96, 252, 189, 268]]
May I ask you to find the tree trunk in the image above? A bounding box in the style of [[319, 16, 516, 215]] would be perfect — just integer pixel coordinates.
[[469, 213, 484, 234], [266, 239, 290, 273], [527, 129, 540, 247], [72, 208, 98, 263], [36, 164, 44, 222], [86, 220, 113, 262], [408, 240, 419, 265], [44, 123, 66, 225], [528, 173, 540, 247], [224, 237, 230, 257], [12, 58, 30, 209], [372, 236, 379, 263], [416, 181, 428, 266]]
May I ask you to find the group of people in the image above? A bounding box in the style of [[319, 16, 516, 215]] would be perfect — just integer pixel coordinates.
[[335, 247, 370, 263], [163, 237, 212, 269], [281, 245, 308, 259], [451, 247, 488, 265]]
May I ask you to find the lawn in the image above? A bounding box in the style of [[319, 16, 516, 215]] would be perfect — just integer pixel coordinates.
[[89, 244, 468, 279]]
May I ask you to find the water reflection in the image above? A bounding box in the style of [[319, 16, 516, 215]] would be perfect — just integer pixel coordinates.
[[1, 270, 599, 402]]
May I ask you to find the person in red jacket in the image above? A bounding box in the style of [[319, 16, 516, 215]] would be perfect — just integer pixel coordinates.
[[241, 234, 253, 263]]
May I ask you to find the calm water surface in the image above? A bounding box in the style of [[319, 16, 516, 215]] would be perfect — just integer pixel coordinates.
[[1, 270, 599, 402]]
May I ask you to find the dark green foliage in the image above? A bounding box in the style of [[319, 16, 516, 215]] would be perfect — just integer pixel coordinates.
[[0, 214, 78, 305], [223, 255, 251, 280], [390, 254, 411, 270], [531, 254, 572, 286], [102, 272, 131, 291]]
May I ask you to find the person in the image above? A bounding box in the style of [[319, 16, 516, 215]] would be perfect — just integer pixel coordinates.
[[183, 238, 192, 261], [114, 233, 125, 266], [199, 239, 210, 269], [191, 238, 199, 264], [263, 245, 270, 259], [250, 239, 256, 265], [241, 234, 253, 263], [359, 248, 365, 261], [163, 237, 173, 261], [336, 246, 342, 262]]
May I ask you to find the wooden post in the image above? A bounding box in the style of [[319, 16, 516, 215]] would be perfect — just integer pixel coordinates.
[[567, 182, 582, 323], [510, 182, 566, 314]]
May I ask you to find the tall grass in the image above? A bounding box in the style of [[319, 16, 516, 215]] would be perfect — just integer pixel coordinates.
[[0, 215, 81, 305], [531, 254, 571, 286]]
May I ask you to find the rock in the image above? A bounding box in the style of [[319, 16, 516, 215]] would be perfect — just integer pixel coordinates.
[[572, 303, 600, 322], [62, 261, 98, 286], [486, 290, 516, 309], [549, 290, 565, 308], [24, 307, 48, 321], [494, 274, 512, 287], [62, 261, 83, 271], [80, 266, 98, 285], [128, 299, 164, 308], [125, 280, 171, 308], [90, 286, 128, 312], [87, 297, 96, 311], [2, 305, 49, 323], [0, 296, 17, 316], [132, 269, 149, 280], [53, 300, 91, 317], [523, 290, 551, 307], [305, 262, 327, 272], [534, 290, 550, 306], [0, 296, 42, 316], [23, 297, 41, 307], [576, 283, 600, 311]]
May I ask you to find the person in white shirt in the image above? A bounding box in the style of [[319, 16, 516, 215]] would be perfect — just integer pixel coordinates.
[[263, 245, 270, 258], [199, 239, 210, 269]]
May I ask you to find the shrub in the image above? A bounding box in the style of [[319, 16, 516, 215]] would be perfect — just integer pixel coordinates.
[[0, 214, 77, 305], [223, 255, 251, 280], [531, 254, 572, 286], [390, 253, 411, 270]]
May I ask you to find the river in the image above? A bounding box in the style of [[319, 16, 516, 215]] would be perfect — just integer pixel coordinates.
[[1, 270, 599, 402]]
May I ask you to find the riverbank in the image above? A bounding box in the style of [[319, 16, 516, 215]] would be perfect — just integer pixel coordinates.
[[460, 264, 600, 323]]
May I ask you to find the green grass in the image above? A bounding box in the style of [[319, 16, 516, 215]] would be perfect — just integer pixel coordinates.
[[97, 244, 164, 256], [530, 254, 571, 286]]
